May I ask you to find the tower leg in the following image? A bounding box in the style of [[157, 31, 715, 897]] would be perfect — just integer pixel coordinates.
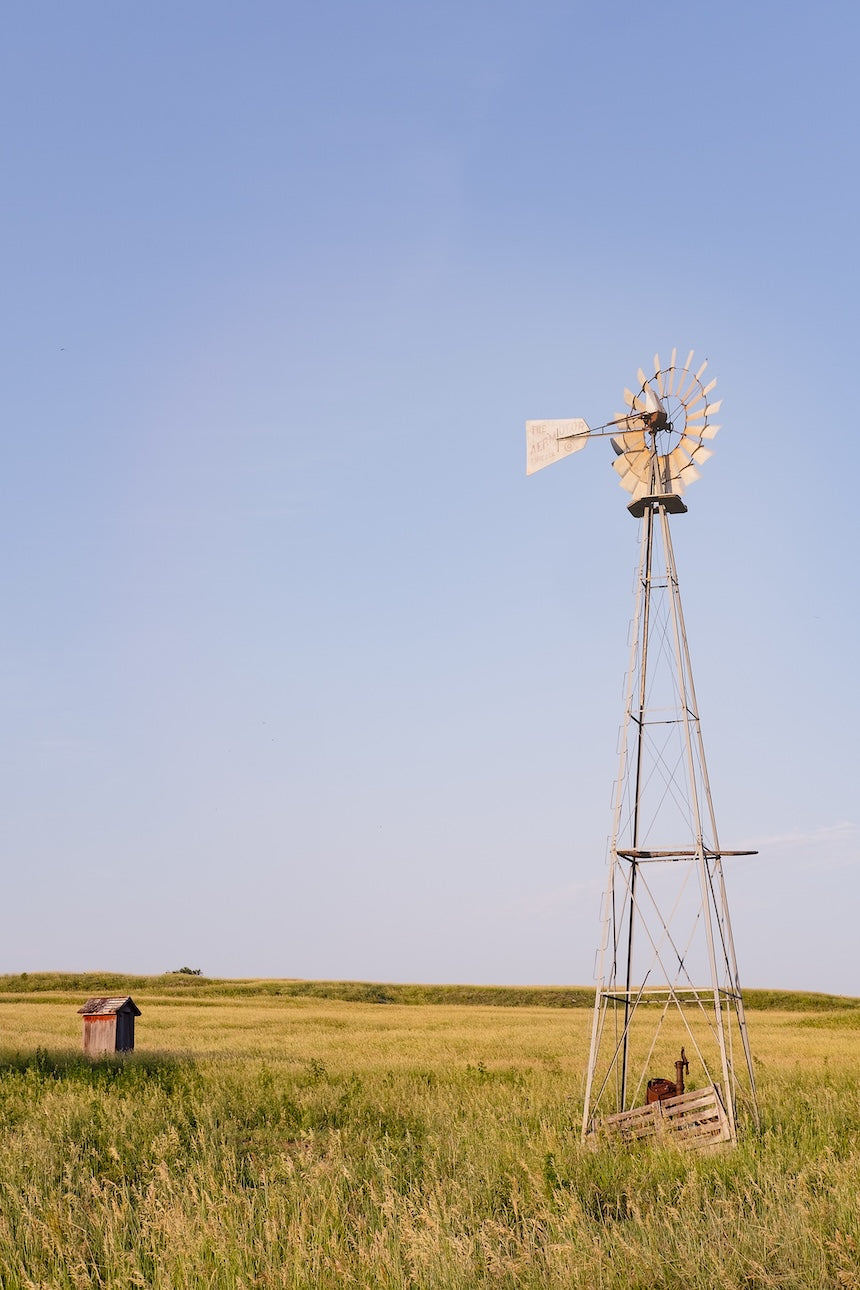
[[581, 500, 758, 1143]]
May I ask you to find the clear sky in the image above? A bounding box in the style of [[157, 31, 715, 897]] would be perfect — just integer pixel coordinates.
[[1, 1, 857, 991]]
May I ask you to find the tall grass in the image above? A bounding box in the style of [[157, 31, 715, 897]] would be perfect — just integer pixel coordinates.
[[0, 993, 858, 1286]]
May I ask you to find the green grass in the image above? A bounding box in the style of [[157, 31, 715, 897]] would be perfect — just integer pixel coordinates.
[[1, 973, 857, 1010], [0, 984, 858, 1287], [0, 972, 596, 1007]]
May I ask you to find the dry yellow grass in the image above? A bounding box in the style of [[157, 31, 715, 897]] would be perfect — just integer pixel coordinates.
[[7, 992, 859, 1068], [0, 988, 858, 1287]]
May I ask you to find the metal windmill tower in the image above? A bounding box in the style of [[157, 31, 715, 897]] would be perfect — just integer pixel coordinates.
[[527, 351, 758, 1146]]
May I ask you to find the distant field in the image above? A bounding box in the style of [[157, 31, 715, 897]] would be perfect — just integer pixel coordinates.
[[1, 970, 857, 1011], [0, 976, 859, 1287]]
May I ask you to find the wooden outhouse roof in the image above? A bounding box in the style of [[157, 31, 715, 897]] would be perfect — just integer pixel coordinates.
[[78, 996, 141, 1017]]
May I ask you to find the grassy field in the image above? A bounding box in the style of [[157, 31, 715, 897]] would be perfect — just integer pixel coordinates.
[[1, 979, 859, 1288]]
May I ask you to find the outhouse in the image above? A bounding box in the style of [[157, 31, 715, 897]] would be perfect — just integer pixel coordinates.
[[78, 997, 141, 1055]]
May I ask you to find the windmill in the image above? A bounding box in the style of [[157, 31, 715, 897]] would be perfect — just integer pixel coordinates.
[[527, 351, 758, 1146]]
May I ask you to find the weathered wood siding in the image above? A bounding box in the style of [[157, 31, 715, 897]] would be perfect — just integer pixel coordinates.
[[82, 1015, 117, 1056]]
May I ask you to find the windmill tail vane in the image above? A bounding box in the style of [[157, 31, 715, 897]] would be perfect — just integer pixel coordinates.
[[526, 351, 758, 1148]]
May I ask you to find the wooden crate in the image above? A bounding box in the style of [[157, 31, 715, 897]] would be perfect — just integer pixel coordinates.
[[590, 1084, 732, 1150]]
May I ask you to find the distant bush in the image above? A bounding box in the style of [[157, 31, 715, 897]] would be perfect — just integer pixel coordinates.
[[168, 967, 203, 976]]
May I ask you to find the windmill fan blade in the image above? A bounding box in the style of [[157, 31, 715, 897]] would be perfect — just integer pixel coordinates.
[[654, 355, 664, 396], [613, 412, 645, 434], [681, 437, 710, 461], [675, 374, 696, 402], [701, 423, 721, 440], [637, 368, 648, 387], [629, 448, 653, 472], [623, 470, 650, 495], [613, 460, 639, 494], [665, 348, 678, 394], [622, 393, 650, 416], [704, 400, 722, 416], [686, 382, 716, 414], [613, 453, 647, 481], [691, 445, 713, 464], [620, 390, 649, 414], [675, 357, 696, 401], [616, 451, 652, 484], [679, 462, 701, 485], [613, 430, 648, 453]]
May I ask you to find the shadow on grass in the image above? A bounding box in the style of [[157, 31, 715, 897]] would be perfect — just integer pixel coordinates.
[[0, 1046, 196, 1091]]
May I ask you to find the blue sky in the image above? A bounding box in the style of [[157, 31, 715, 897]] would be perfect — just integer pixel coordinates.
[[1, 1, 858, 991]]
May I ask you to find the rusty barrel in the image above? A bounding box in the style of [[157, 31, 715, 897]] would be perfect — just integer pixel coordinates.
[[646, 1077, 677, 1104]]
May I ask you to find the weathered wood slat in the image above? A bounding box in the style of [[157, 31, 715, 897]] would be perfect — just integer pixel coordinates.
[[663, 1089, 722, 1112], [667, 1116, 725, 1137], [668, 1113, 722, 1130], [669, 1121, 728, 1143], [603, 1103, 658, 1126]]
